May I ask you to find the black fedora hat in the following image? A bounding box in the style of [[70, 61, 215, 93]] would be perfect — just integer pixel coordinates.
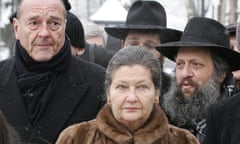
[[156, 17, 240, 71], [104, 1, 181, 43]]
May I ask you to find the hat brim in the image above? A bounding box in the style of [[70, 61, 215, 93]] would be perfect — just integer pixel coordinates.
[[156, 41, 240, 71], [105, 25, 182, 43]]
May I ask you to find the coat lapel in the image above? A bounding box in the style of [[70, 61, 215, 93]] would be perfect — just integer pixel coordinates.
[[97, 104, 169, 144], [37, 56, 89, 141], [0, 59, 31, 135], [0, 57, 94, 142]]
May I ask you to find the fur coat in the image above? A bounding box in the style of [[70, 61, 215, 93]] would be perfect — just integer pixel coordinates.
[[56, 104, 199, 144]]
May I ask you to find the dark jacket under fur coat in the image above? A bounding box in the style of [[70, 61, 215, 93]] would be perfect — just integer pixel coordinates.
[[56, 104, 200, 144]]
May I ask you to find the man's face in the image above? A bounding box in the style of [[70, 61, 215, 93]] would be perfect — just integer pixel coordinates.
[[13, 0, 66, 62], [175, 47, 215, 97], [123, 31, 163, 62], [230, 35, 240, 91], [162, 73, 219, 126], [230, 35, 240, 53]]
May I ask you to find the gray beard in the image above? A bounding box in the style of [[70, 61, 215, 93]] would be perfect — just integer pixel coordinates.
[[161, 77, 220, 127]]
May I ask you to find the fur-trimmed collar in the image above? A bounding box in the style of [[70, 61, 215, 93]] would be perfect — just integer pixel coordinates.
[[96, 104, 168, 143], [56, 104, 199, 144]]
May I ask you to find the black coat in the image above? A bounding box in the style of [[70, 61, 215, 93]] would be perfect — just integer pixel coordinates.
[[80, 43, 115, 68], [205, 93, 240, 144], [0, 56, 105, 144]]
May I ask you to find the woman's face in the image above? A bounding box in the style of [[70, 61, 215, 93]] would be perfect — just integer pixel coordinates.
[[107, 65, 159, 126]]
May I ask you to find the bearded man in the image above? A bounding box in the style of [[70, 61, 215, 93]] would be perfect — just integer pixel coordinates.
[[156, 17, 240, 143]]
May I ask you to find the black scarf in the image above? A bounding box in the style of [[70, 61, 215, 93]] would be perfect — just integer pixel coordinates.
[[15, 39, 71, 126]]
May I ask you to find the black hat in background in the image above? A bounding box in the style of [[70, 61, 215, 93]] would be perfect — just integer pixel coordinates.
[[9, 12, 16, 24], [105, 1, 182, 43], [66, 12, 85, 48], [62, 0, 71, 11], [226, 23, 236, 36], [156, 17, 240, 71]]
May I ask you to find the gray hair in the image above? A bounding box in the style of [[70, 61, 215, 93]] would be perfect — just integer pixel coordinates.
[[211, 51, 232, 95], [211, 51, 231, 82], [16, 0, 67, 19], [84, 21, 106, 45], [105, 46, 162, 96], [211, 51, 230, 77]]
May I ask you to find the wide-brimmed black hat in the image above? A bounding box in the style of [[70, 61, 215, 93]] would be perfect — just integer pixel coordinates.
[[104, 1, 182, 43], [156, 17, 240, 71]]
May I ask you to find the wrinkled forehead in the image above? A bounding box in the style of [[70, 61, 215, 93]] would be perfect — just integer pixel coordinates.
[[18, 0, 65, 18]]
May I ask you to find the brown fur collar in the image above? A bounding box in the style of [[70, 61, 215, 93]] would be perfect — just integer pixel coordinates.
[[56, 104, 199, 144], [96, 104, 169, 143]]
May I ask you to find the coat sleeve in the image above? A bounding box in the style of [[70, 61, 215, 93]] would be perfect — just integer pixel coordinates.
[[169, 125, 200, 144], [55, 121, 92, 144], [204, 105, 217, 144]]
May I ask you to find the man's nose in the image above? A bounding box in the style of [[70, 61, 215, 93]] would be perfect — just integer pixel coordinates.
[[181, 65, 194, 78], [38, 23, 50, 37], [138, 43, 145, 48]]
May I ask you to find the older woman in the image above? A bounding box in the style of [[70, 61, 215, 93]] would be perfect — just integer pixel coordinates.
[[56, 46, 199, 144]]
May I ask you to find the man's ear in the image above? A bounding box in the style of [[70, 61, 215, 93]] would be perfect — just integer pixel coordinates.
[[220, 72, 227, 83], [76, 48, 85, 56], [13, 18, 19, 39], [121, 40, 125, 48]]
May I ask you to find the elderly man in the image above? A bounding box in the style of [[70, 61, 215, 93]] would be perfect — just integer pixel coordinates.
[[156, 17, 240, 143], [0, 0, 105, 143]]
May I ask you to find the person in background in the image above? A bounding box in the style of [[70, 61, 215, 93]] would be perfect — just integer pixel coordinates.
[[56, 46, 200, 144], [84, 20, 106, 48], [105, 34, 122, 53], [226, 23, 240, 92], [66, 12, 85, 56], [226, 23, 239, 52], [105, 0, 182, 101], [156, 17, 240, 143], [0, 0, 105, 143], [66, 11, 114, 68]]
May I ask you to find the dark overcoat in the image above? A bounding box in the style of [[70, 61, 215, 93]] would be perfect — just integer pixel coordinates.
[[0, 55, 105, 144], [205, 93, 240, 144]]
